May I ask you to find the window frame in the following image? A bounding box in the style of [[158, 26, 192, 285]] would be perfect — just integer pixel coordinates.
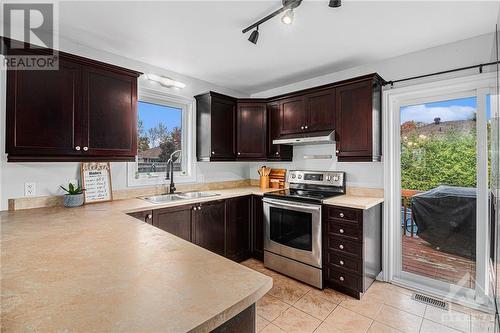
[[127, 87, 196, 187]]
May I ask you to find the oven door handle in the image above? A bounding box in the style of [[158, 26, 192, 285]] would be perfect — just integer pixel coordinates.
[[262, 198, 321, 211]]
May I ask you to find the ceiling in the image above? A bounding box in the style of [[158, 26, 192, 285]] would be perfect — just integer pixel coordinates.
[[58, 1, 499, 95]]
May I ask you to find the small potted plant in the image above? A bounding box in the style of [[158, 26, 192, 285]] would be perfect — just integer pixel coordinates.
[[60, 183, 85, 208]]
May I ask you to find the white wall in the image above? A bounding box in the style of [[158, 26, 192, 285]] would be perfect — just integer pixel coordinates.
[[1, 32, 495, 210], [247, 33, 495, 190], [0, 36, 250, 211]]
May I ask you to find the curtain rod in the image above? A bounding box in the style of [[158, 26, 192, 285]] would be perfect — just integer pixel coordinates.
[[384, 60, 500, 88]]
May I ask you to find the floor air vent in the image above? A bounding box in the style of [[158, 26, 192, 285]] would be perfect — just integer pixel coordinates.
[[411, 293, 449, 310]]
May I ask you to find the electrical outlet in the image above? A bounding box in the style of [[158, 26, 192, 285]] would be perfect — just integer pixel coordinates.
[[24, 182, 36, 196]]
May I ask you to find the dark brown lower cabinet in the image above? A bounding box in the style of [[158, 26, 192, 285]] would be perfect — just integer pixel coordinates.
[[128, 195, 263, 263], [192, 200, 226, 256], [251, 196, 264, 261], [226, 196, 251, 262], [322, 204, 382, 299], [210, 304, 255, 333], [127, 210, 153, 224], [151, 205, 193, 242]]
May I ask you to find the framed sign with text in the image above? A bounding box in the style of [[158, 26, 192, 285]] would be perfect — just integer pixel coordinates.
[[81, 162, 113, 203]]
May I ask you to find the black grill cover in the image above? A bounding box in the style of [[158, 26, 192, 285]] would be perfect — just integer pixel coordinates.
[[411, 186, 476, 259]]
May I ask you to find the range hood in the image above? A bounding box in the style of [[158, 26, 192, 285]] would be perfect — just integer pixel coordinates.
[[273, 130, 335, 146]]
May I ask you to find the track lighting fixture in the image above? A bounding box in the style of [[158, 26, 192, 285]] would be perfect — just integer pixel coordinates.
[[329, 0, 341, 8], [281, 9, 294, 25], [242, 0, 341, 44], [248, 26, 259, 44]]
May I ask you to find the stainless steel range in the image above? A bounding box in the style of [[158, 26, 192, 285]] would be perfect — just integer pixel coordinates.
[[263, 170, 345, 288]]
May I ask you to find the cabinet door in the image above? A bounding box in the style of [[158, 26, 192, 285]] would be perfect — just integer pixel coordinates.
[[6, 58, 82, 158], [251, 196, 264, 260], [211, 96, 236, 160], [335, 81, 373, 160], [306, 88, 335, 132], [280, 96, 307, 135], [236, 102, 267, 160], [127, 210, 153, 224], [81, 66, 137, 158], [226, 196, 251, 262], [267, 102, 292, 161], [192, 200, 226, 256], [153, 205, 192, 242]]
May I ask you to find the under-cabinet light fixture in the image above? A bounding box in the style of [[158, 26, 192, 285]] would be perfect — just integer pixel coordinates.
[[144, 74, 186, 89]]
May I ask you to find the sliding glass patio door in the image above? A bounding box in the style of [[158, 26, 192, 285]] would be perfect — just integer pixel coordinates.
[[389, 82, 493, 305], [400, 96, 480, 289]]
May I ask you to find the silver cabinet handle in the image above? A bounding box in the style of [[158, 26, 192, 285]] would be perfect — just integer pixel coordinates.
[[339, 276, 344, 282], [336, 150, 339, 154], [75, 146, 81, 151], [211, 151, 215, 155], [339, 260, 344, 266], [146, 214, 152, 219], [83, 146, 88, 151], [339, 213, 344, 218], [304, 125, 308, 129], [301, 126, 304, 130], [339, 244, 344, 250], [275, 151, 279, 155], [237, 152, 241, 155], [339, 229, 344, 234]]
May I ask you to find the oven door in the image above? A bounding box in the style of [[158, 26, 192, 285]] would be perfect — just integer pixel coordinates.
[[263, 198, 322, 268]]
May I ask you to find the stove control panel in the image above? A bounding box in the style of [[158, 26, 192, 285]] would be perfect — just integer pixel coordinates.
[[288, 170, 345, 187]]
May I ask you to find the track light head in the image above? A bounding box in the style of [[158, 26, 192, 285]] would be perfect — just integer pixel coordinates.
[[329, 0, 341, 8], [248, 26, 259, 44], [281, 9, 294, 25]]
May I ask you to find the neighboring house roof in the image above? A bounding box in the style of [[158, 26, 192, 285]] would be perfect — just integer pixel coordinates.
[[401, 120, 475, 138], [138, 146, 181, 162], [138, 146, 161, 159]]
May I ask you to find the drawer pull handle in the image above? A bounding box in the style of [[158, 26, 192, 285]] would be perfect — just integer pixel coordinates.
[[339, 244, 344, 250], [339, 260, 344, 266], [339, 276, 344, 282], [339, 229, 344, 234], [146, 214, 152, 219], [339, 213, 344, 218]]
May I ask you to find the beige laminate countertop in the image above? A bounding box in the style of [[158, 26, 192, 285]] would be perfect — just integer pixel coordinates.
[[0, 185, 383, 332], [322, 195, 384, 210], [0, 187, 275, 333]]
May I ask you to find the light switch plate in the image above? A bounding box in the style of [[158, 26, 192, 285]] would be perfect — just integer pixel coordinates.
[[24, 182, 36, 196]]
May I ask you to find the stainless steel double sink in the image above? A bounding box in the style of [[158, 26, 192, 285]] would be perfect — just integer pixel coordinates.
[[140, 191, 220, 204]]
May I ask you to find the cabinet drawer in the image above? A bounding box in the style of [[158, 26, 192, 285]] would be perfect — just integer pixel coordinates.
[[325, 266, 361, 291], [326, 220, 360, 240], [326, 206, 361, 222], [327, 235, 361, 256], [326, 250, 362, 273]]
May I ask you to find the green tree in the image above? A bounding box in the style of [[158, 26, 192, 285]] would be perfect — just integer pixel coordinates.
[[401, 130, 477, 191], [137, 119, 150, 152]]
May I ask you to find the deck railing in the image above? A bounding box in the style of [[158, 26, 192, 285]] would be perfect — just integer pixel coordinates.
[[401, 189, 422, 237]]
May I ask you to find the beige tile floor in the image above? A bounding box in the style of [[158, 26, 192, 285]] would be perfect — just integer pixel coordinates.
[[241, 259, 496, 333]]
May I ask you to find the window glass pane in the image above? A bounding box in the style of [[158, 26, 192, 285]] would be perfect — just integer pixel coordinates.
[[136, 101, 183, 179]]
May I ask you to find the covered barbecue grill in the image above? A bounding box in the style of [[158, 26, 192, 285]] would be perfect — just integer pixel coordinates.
[[411, 185, 476, 259]]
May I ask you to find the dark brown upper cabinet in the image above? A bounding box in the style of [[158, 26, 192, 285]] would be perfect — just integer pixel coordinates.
[[194, 73, 383, 163], [267, 102, 292, 161], [195, 92, 236, 161], [335, 76, 382, 162], [279, 95, 307, 135], [306, 88, 336, 132], [82, 66, 138, 158], [4, 39, 141, 162], [236, 101, 267, 160]]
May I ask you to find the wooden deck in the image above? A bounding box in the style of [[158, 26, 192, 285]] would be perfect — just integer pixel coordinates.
[[402, 235, 476, 289]]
